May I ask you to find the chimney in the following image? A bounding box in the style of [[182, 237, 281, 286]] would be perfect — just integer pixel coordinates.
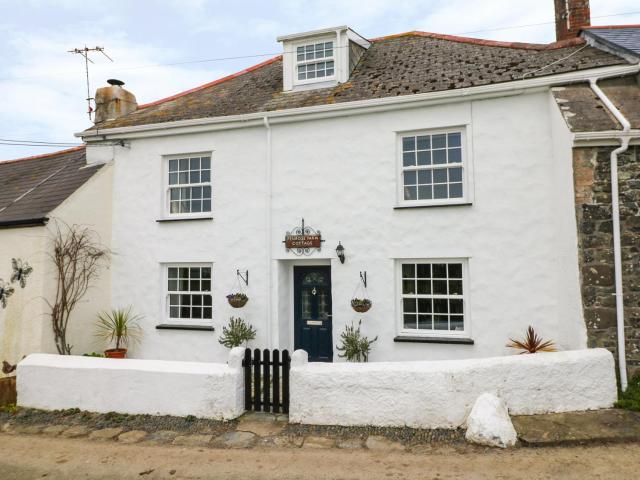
[[94, 79, 137, 123], [554, 0, 591, 41]]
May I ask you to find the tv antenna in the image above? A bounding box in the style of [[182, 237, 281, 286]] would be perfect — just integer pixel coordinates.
[[68, 46, 113, 120]]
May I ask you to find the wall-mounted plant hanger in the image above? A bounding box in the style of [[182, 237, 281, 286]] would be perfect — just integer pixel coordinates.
[[360, 271, 367, 288], [237, 269, 249, 287], [351, 271, 372, 313]]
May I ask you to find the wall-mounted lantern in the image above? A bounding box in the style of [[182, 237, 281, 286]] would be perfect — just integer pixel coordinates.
[[335, 242, 345, 264]]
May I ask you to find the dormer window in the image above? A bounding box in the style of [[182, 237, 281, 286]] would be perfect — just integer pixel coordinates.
[[278, 26, 370, 92], [296, 41, 334, 81]]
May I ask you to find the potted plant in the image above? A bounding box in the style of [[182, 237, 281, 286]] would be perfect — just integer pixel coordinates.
[[336, 320, 378, 362], [218, 317, 256, 348], [95, 307, 142, 358], [227, 292, 248, 308], [351, 298, 372, 313], [506, 326, 556, 354]]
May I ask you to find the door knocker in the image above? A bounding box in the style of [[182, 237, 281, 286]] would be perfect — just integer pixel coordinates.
[[311, 287, 317, 296]]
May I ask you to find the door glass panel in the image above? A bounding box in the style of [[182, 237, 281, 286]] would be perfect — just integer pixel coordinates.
[[317, 287, 328, 318], [302, 290, 311, 317], [302, 272, 326, 285]]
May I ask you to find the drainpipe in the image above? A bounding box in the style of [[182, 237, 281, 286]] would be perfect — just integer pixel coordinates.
[[263, 116, 273, 349], [588, 78, 632, 390]]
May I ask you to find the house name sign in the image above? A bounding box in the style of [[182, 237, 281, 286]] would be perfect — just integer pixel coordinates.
[[284, 218, 324, 256]]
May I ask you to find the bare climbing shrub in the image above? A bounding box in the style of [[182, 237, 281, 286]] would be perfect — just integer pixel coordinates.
[[47, 222, 109, 354]]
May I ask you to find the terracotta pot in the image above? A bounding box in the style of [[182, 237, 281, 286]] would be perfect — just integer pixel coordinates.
[[104, 348, 127, 359], [227, 296, 249, 308]]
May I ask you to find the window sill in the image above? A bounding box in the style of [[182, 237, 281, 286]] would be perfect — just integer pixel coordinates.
[[394, 202, 472, 210], [394, 335, 474, 345], [156, 216, 213, 223], [156, 324, 215, 331]]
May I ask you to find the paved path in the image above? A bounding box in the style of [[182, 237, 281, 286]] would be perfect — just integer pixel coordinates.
[[1, 433, 639, 479]]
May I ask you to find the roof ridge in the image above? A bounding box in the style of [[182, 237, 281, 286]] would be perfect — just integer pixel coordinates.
[[136, 55, 282, 110], [584, 24, 640, 30], [0, 145, 85, 165], [371, 30, 585, 50]]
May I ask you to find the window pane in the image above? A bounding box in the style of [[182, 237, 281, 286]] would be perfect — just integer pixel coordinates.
[[403, 314, 417, 329], [448, 147, 462, 163], [434, 184, 448, 199], [202, 267, 211, 279], [416, 151, 431, 166], [404, 170, 416, 185], [449, 280, 463, 295], [432, 134, 446, 149], [402, 280, 415, 294], [402, 264, 415, 278], [417, 186, 431, 200], [179, 267, 189, 278], [180, 306, 190, 318], [170, 306, 179, 318], [201, 157, 211, 169], [418, 314, 433, 330], [418, 170, 432, 184], [403, 152, 415, 167], [168, 280, 178, 291], [433, 280, 447, 294], [201, 170, 210, 182], [192, 200, 202, 213], [179, 158, 189, 170], [417, 298, 432, 313], [203, 295, 212, 306], [169, 173, 178, 185], [433, 150, 447, 165], [416, 135, 430, 150], [449, 167, 463, 182], [450, 316, 464, 331], [403, 298, 417, 313], [168, 267, 178, 278], [203, 186, 212, 200], [202, 200, 211, 212], [448, 132, 461, 147], [190, 279, 200, 291], [417, 264, 431, 278], [450, 299, 464, 314], [434, 315, 449, 330], [404, 186, 417, 200], [434, 298, 448, 313], [417, 280, 431, 294], [402, 137, 415, 151], [179, 172, 189, 183], [169, 159, 178, 172], [449, 183, 463, 198], [433, 264, 447, 278], [448, 264, 462, 278], [190, 171, 200, 183], [180, 294, 191, 306], [433, 169, 447, 184], [203, 307, 212, 319], [190, 157, 200, 170], [201, 280, 211, 291], [169, 294, 179, 305], [192, 307, 202, 319]]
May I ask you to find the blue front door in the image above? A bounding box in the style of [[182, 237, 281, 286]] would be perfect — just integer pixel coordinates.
[[294, 266, 333, 362]]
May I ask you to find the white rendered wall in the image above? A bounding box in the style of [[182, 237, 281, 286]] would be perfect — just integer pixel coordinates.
[[0, 163, 113, 369], [17, 349, 245, 419], [108, 89, 584, 362], [289, 349, 617, 428]]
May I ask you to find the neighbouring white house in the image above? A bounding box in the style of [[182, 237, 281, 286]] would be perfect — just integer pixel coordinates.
[[0, 147, 113, 371], [65, 0, 640, 368]]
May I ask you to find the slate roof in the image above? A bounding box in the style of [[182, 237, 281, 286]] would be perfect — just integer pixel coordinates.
[[91, 32, 630, 131], [583, 26, 640, 58], [552, 75, 640, 132], [0, 146, 102, 228]]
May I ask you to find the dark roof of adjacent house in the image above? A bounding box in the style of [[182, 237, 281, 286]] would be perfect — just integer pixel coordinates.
[[91, 32, 630, 131], [552, 75, 640, 132], [582, 25, 640, 58], [0, 146, 101, 228]]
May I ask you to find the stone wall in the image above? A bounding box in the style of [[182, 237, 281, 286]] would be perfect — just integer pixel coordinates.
[[573, 146, 640, 378]]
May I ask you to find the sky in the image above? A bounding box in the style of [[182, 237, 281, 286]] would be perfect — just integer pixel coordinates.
[[1, 0, 639, 160]]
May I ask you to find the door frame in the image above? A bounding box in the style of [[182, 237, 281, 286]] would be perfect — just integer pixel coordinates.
[[292, 264, 333, 362]]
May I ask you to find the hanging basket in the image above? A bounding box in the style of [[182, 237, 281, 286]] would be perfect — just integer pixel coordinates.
[[351, 298, 372, 313], [227, 293, 249, 308]]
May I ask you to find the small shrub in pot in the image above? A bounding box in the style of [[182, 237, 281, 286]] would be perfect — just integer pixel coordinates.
[[218, 317, 256, 348], [95, 307, 142, 358]]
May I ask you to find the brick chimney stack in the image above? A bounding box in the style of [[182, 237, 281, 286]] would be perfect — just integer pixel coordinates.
[[554, 0, 591, 41]]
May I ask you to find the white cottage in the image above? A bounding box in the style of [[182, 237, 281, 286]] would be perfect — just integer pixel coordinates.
[[77, 3, 639, 363]]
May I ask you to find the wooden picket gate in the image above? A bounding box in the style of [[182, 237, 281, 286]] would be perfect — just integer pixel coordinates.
[[242, 348, 291, 413]]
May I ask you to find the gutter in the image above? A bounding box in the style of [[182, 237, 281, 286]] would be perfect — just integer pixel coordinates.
[[0, 217, 48, 229], [263, 115, 273, 349], [77, 63, 640, 141], [588, 78, 634, 391]]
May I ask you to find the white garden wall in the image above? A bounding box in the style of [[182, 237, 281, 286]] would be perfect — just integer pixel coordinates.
[[17, 348, 245, 420], [289, 349, 617, 428]]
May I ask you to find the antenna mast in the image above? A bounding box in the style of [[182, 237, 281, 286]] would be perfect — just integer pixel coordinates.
[[68, 46, 113, 120]]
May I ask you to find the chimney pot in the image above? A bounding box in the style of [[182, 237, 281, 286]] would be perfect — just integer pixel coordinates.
[[94, 79, 137, 124], [554, 0, 591, 42]]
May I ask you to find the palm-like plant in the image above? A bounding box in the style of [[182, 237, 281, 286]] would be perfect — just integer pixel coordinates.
[[506, 326, 556, 354], [95, 307, 143, 351]]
